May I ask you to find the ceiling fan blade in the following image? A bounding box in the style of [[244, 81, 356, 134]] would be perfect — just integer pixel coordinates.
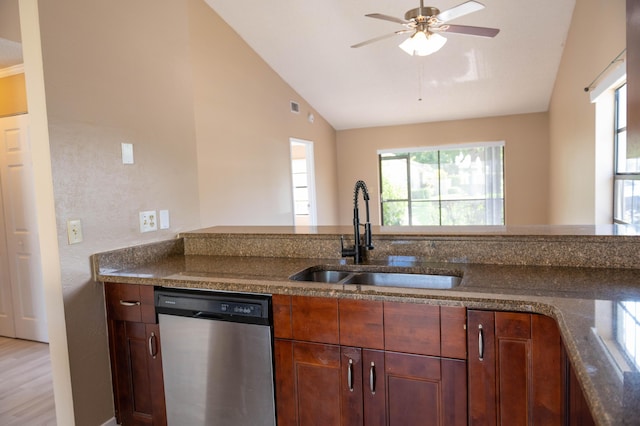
[[351, 30, 413, 48], [436, 1, 485, 23], [442, 24, 499, 37], [365, 13, 409, 25]]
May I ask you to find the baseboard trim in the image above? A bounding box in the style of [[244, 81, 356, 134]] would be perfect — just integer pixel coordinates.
[[100, 417, 118, 426]]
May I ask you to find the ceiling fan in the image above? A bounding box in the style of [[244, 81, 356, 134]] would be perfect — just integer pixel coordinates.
[[351, 0, 500, 56]]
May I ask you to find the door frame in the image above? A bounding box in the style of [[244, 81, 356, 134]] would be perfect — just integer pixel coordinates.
[[289, 138, 317, 227]]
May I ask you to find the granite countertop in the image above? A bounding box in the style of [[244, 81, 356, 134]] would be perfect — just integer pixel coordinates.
[[93, 226, 640, 426]]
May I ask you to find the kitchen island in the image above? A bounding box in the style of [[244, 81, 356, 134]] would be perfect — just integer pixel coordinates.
[[93, 225, 640, 426]]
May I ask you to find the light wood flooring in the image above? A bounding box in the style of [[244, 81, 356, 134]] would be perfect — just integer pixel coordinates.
[[0, 336, 56, 425]]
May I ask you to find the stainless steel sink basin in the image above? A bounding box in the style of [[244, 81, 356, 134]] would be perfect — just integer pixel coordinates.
[[289, 267, 461, 289], [293, 269, 352, 283], [344, 272, 460, 289]]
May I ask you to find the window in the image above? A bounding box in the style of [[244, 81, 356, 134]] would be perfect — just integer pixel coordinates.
[[379, 143, 504, 226], [615, 301, 640, 371], [613, 83, 640, 224]]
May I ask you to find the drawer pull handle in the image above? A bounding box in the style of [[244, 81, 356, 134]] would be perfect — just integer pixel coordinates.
[[119, 300, 141, 307], [369, 361, 376, 395], [348, 359, 354, 392], [148, 332, 157, 359], [478, 324, 484, 361]]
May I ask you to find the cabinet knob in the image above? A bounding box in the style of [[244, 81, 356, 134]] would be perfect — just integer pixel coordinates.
[[347, 359, 354, 392], [119, 300, 141, 307]]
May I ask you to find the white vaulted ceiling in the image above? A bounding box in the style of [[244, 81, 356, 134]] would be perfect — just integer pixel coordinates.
[[204, 0, 576, 130]]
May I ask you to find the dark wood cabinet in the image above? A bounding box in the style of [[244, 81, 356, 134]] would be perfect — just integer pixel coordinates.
[[468, 310, 561, 425], [467, 310, 595, 426], [274, 296, 467, 425], [564, 349, 597, 426], [105, 283, 166, 426], [383, 351, 467, 426]]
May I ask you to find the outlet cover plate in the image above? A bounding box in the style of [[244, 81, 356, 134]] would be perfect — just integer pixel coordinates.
[[67, 219, 83, 244], [139, 210, 157, 233], [159, 209, 170, 229], [122, 143, 134, 164]]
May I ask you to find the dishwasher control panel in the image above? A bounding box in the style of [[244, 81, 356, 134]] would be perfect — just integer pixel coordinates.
[[155, 287, 271, 326], [218, 301, 262, 317]]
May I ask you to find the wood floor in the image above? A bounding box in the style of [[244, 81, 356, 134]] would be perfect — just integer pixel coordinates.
[[0, 336, 56, 425]]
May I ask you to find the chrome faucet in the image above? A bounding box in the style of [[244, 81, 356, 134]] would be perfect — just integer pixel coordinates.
[[341, 180, 374, 264]]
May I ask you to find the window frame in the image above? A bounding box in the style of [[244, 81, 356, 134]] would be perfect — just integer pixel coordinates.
[[613, 82, 640, 225], [378, 142, 505, 227]]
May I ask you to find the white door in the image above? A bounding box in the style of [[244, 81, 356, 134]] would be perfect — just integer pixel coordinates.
[[0, 177, 15, 337], [0, 114, 48, 342]]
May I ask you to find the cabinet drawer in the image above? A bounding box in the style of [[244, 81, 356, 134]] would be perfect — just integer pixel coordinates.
[[105, 283, 155, 323], [291, 296, 339, 344], [441, 306, 467, 359], [339, 299, 383, 349], [273, 294, 292, 339], [384, 302, 440, 356]]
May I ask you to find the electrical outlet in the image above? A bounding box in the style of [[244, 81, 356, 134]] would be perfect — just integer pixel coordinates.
[[67, 219, 83, 244], [139, 210, 157, 233]]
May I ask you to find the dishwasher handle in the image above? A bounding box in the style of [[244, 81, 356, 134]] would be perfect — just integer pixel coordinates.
[[194, 311, 225, 321]]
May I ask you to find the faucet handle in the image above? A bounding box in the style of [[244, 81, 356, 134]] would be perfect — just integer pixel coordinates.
[[364, 223, 374, 250], [340, 235, 356, 257]]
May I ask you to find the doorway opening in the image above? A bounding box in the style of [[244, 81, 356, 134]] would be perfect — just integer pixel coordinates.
[[290, 139, 317, 227]]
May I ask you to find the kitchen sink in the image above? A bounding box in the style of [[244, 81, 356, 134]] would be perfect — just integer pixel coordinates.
[[289, 267, 462, 289], [344, 272, 460, 289], [294, 269, 352, 283]]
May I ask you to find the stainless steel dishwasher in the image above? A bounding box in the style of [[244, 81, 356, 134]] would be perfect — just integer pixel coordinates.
[[155, 287, 275, 426]]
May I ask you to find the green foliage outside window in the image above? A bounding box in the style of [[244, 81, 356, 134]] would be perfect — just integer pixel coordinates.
[[380, 144, 504, 226]]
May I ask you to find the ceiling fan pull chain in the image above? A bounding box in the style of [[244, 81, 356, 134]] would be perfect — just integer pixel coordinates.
[[418, 63, 423, 102]]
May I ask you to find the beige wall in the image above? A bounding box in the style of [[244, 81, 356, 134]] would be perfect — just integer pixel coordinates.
[[0, 72, 27, 116], [548, 0, 626, 224], [31, 0, 339, 423], [0, 0, 21, 42], [187, 0, 338, 226], [37, 0, 201, 424], [336, 113, 549, 226]]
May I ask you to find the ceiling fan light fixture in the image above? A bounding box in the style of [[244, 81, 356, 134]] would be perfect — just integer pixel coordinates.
[[399, 31, 447, 56]]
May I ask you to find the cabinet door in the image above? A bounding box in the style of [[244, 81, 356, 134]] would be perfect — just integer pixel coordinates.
[[495, 312, 531, 425], [341, 346, 364, 426], [384, 351, 467, 426], [467, 310, 497, 425], [109, 320, 166, 426], [362, 350, 385, 426], [467, 311, 563, 426], [275, 340, 378, 426], [275, 340, 347, 425], [565, 350, 596, 426]]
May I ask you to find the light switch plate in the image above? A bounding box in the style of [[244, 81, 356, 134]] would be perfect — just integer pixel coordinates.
[[121, 143, 134, 164], [159, 210, 170, 229], [139, 210, 157, 232], [67, 219, 83, 244]]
